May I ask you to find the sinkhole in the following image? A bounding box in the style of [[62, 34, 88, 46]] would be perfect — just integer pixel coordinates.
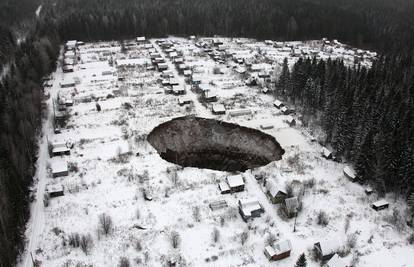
[[147, 116, 285, 172]]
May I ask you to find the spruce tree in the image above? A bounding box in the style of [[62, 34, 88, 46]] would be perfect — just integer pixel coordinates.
[[295, 253, 307, 267]]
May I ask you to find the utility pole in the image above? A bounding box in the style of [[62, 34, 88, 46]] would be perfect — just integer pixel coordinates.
[[293, 210, 298, 232]]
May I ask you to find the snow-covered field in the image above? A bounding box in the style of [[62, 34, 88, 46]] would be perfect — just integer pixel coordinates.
[[21, 37, 413, 267]]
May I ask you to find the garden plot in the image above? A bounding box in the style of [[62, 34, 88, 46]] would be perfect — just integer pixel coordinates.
[[29, 37, 414, 267]]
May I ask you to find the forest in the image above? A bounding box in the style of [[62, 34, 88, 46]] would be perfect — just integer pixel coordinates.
[[0, 0, 413, 266]]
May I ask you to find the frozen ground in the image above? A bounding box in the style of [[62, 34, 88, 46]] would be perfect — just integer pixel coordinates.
[[19, 37, 413, 267]]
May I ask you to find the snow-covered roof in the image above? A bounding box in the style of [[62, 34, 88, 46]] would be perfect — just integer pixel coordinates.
[[51, 161, 68, 174], [326, 254, 348, 267], [264, 245, 276, 257], [274, 240, 292, 254], [212, 104, 226, 113], [322, 147, 332, 157], [316, 239, 340, 256], [239, 198, 261, 216], [343, 166, 356, 179], [219, 182, 230, 193], [227, 175, 244, 188], [273, 100, 283, 107], [47, 184, 64, 193], [372, 200, 389, 207], [136, 36, 146, 42], [266, 179, 280, 198]]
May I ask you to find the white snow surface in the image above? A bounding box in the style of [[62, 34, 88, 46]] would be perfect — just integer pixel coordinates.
[[18, 37, 413, 267]]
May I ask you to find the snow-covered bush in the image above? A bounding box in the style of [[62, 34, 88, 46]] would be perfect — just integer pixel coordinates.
[[170, 231, 181, 249], [118, 256, 130, 267], [316, 210, 329, 227], [80, 234, 93, 255], [240, 231, 249, 245], [98, 213, 113, 236], [69, 233, 80, 247]]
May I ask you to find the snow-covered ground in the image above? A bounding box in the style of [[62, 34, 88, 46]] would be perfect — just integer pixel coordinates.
[[19, 37, 413, 267]]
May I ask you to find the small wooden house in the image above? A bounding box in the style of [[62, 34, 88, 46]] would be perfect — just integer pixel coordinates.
[[372, 200, 389, 211], [285, 117, 296, 127], [226, 175, 245, 192], [238, 198, 264, 222], [273, 100, 284, 109], [46, 184, 64, 198], [157, 63, 168, 72], [264, 240, 292, 261], [51, 141, 70, 157], [365, 188, 374, 195], [266, 179, 287, 204], [260, 124, 274, 130], [218, 181, 231, 194], [178, 97, 191, 106], [321, 147, 333, 159], [314, 239, 340, 262], [203, 91, 218, 102]]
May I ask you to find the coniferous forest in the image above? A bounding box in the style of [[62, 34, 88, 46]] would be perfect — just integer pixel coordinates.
[[0, 0, 413, 266]]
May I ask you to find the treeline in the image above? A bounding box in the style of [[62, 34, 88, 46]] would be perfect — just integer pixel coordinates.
[[277, 57, 414, 195], [0, 20, 60, 266], [45, 0, 414, 53]]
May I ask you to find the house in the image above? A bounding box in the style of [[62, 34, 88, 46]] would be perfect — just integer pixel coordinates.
[[260, 124, 274, 130], [372, 200, 389, 211], [326, 253, 349, 267], [273, 100, 284, 109], [51, 161, 68, 178], [136, 36, 146, 43], [212, 104, 226, 115], [60, 78, 76, 88], [314, 239, 340, 261], [365, 188, 374, 195], [65, 40, 77, 50], [169, 78, 179, 86], [51, 141, 70, 157], [178, 97, 191, 106], [218, 181, 231, 194], [62, 65, 74, 73], [203, 91, 218, 102], [209, 200, 228, 211], [46, 184, 64, 198], [183, 69, 192, 77], [264, 240, 291, 261], [238, 198, 264, 222], [157, 63, 168, 71], [343, 166, 357, 182], [280, 106, 289, 115], [228, 109, 252, 117], [285, 117, 296, 127], [172, 85, 185, 95], [321, 147, 333, 159], [226, 175, 245, 192], [266, 179, 287, 204], [197, 83, 211, 93]]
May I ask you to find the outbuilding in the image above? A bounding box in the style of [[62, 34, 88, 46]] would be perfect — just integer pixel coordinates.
[[51, 141, 70, 157], [212, 104, 226, 115], [314, 239, 340, 261], [372, 200, 389, 211], [228, 109, 252, 117], [260, 124, 274, 130], [178, 97, 191, 106], [46, 184, 64, 198], [343, 166, 357, 182], [209, 200, 228, 211], [326, 253, 349, 267]]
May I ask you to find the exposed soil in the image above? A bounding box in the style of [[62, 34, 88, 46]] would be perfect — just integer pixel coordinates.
[[147, 116, 285, 172]]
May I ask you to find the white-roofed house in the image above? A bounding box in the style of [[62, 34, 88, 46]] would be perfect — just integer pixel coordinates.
[[343, 166, 357, 182], [51, 141, 70, 157], [371, 199, 389, 211], [238, 198, 264, 222], [314, 239, 341, 261], [264, 239, 292, 261], [226, 175, 245, 192], [51, 161, 69, 178], [212, 104, 226, 115], [46, 184, 64, 198]]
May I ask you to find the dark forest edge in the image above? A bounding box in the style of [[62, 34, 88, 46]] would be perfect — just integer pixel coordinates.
[[0, 0, 413, 266]]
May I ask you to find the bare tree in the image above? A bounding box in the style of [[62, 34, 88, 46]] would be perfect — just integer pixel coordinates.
[[99, 213, 113, 236], [240, 231, 249, 245], [118, 256, 130, 267]]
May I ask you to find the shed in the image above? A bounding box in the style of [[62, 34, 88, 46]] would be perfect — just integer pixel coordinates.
[[218, 182, 231, 194], [60, 78, 76, 88], [264, 240, 292, 261], [157, 63, 168, 71], [212, 104, 226, 115], [226, 175, 245, 192], [372, 200, 389, 211], [172, 85, 185, 95], [136, 36, 146, 43], [238, 198, 264, 221], [365, 188, 373, 195], [209, 200, 228, 211], [273, 100, 284, 109], [46, 184, 64, 198], [228, 109, 252, 117], [321, 147, 333, 159], [326, 253, 349, 267], [203, 91, 218, 102], [343, 166, 357, 182], [266, 179, 287, 204], [51, 161, 68, 178], [260, 124, 274, 130], [183, 70, 192, 77]]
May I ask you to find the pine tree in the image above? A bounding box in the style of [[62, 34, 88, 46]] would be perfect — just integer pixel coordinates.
[[295, 253, 307, 267]]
